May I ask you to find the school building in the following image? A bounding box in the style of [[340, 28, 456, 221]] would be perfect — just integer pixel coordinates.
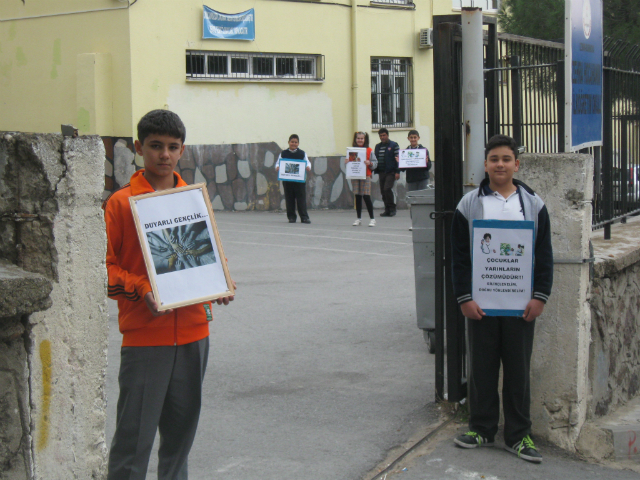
[[0, 0, 499, 210]]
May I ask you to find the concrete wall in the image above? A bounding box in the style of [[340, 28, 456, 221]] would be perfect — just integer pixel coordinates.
[[0, 133, 108, 479], [515, 153, 594, 450]]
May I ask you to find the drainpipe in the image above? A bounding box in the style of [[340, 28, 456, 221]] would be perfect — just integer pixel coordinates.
[[461, 7, 485, 193], [351, 0, 359, 132]]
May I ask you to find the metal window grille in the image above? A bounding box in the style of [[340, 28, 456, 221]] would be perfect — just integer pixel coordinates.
[[371, 58, 413, 129], [370, 0, 412, 5], [186, 51, 324, 81], [453, 0, 500, 10]]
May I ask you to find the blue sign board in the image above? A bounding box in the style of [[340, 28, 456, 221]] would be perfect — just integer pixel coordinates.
[[566, 0, 603, 150], [203, 6, 255, 41]]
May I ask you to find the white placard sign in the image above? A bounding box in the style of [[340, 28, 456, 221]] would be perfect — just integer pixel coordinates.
[[130, 184, 234, 311], [278, 159, 307, 183], [472, 220, 534, 316], [398, 148, 428, 169], [345, 147, 367, 180]]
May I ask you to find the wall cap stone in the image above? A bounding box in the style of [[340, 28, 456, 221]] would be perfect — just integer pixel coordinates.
[[591, 215, 640, 278], [0, 259, 52, 319]]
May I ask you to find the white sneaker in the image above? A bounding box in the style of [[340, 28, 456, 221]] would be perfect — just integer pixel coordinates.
[[353, 219, 362, 226], [409, 226, 413, 231], [368, 219, 376, 227]]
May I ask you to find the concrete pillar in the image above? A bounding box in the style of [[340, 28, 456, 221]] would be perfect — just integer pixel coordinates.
[[515, 153, 593, 450], [0, 133, 109, 479]]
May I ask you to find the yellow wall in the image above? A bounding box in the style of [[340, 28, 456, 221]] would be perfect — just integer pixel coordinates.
[[127, 0, 439, 156], [0, 1, 132, 136], [1, 0, 474, 155]]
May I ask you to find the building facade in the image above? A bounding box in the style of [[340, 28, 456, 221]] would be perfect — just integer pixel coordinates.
[[0, 0, 499, 210]]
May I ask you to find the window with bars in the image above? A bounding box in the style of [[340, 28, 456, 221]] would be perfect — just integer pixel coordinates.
[[371, 58, 413, 129], [371, 0, 413, 4], [452, 0, 500, 11], [186, 51, 324, 81]]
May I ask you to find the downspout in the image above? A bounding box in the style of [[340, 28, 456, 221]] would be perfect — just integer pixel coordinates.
[[351, 0, 359, 133]]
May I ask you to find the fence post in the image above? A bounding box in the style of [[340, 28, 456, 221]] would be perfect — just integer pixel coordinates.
[[602, 55, 613, 240], [556, 60, 565, 153], [510, 55, 523, 147]]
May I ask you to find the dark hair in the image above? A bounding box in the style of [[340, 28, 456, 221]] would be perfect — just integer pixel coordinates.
[[378, 128, 389, 136], [289, 134, 299, 142], [352, 131, 370, 148], [484, 233, 491, 240], [137, 109, 186, 145], [408, 130, 420, 137], [485, 134, 518, 159]]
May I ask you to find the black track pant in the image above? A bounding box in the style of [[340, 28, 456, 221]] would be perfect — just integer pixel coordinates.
[[466, 316, 535, 447]]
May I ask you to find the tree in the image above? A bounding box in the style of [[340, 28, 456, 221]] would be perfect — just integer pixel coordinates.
[[498, 0, 640, 46]]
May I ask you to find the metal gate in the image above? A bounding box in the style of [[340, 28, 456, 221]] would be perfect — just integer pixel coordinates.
[[431, 15, 498, 403]]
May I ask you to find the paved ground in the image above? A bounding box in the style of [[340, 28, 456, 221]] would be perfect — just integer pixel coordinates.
[[105, 209, 640, 479]]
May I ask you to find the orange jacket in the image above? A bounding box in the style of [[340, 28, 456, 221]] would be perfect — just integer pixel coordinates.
[[103, 170, 211, 347]]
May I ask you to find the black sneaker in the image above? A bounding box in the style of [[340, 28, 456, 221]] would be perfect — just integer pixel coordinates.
[[453, 431, 495, 449], [505, 435, 542, 463], [380, 211, 391, 217], [289, 219, 296, 223], [301, 219, 311, 224]]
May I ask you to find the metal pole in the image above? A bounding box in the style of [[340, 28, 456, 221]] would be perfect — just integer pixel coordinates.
[[510, 55, 523, 148], [461, 8, 485, 193], [351, 0, 359, 132]]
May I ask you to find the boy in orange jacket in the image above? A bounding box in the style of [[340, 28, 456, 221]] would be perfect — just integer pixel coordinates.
[[103, 109, 234, 479]]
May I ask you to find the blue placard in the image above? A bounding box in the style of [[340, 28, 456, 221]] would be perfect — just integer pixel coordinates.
[[203, 6, 255, 41], [570, 0, 603, 149], [471, 220, 535, 316], [278, 159, 307, 183]]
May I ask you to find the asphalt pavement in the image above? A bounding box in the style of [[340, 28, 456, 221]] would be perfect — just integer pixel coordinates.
[[106, 209, 640, 480]]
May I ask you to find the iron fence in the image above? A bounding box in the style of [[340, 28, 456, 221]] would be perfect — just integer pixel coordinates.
[[484, 34, 640, 234]]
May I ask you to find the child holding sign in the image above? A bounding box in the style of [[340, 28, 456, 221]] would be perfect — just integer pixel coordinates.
[[450, 134, 553, 463], [104, 110, 235, 478], [346, 132, 378, 227], [275, 134, 312, 224]]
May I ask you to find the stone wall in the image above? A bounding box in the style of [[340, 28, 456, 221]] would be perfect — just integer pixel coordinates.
[[0, 133, 108, 479], [588, 217, 640, 419], [102, 138, 417, 210]]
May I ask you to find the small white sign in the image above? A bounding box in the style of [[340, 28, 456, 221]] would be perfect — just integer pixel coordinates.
[[278, 159, 307, 183], [398, 149, 428, 169], [345, 148, 367, 180], [472, 220, 534, 316]]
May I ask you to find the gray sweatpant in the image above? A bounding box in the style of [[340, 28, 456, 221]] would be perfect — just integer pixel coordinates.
[[108, 337, 209, 480]]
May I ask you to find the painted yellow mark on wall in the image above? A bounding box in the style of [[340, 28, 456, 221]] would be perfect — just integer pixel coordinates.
[[37, 339, 52, 452], [51, 39, 61, 79]]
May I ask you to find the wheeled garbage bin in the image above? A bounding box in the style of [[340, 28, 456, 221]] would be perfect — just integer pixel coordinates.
[[406, 187, 436, 353]]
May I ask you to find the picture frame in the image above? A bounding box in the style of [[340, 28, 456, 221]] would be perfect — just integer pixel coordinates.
[[129, 183, 234, 311], [278, 159, 307, 183], [345, 147, 367, 180], [398, 148, 428, 169]]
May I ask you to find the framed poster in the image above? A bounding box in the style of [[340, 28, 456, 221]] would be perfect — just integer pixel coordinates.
[[278, 159, 307, 183], [471, 220, 534, 316], [345, 148, 367, 180], [129, 183, 234, 311], [398, 149, 428, 169]]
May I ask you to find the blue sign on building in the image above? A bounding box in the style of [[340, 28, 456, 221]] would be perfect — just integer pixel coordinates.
[[203, 6, 255, 41], [566, 0, 603, 150]]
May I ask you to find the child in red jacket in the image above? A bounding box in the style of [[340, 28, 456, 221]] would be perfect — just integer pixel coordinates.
[[104, 109, 234, 479]]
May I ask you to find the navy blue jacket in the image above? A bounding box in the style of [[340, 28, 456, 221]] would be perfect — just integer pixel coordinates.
[[374, 140, 400, 174]]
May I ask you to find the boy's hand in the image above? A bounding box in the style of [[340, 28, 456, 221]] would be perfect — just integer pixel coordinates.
[[395, 173, 400, 180], [306, 166, 311, 172], [144, 291, 173, 317], [523, 299, 545, 322], [460, 300, 485, 320], [216, 280, 237, 306]]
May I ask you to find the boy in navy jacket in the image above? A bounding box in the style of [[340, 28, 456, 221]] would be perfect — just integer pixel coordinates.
[[450, 134, 553, 463]]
